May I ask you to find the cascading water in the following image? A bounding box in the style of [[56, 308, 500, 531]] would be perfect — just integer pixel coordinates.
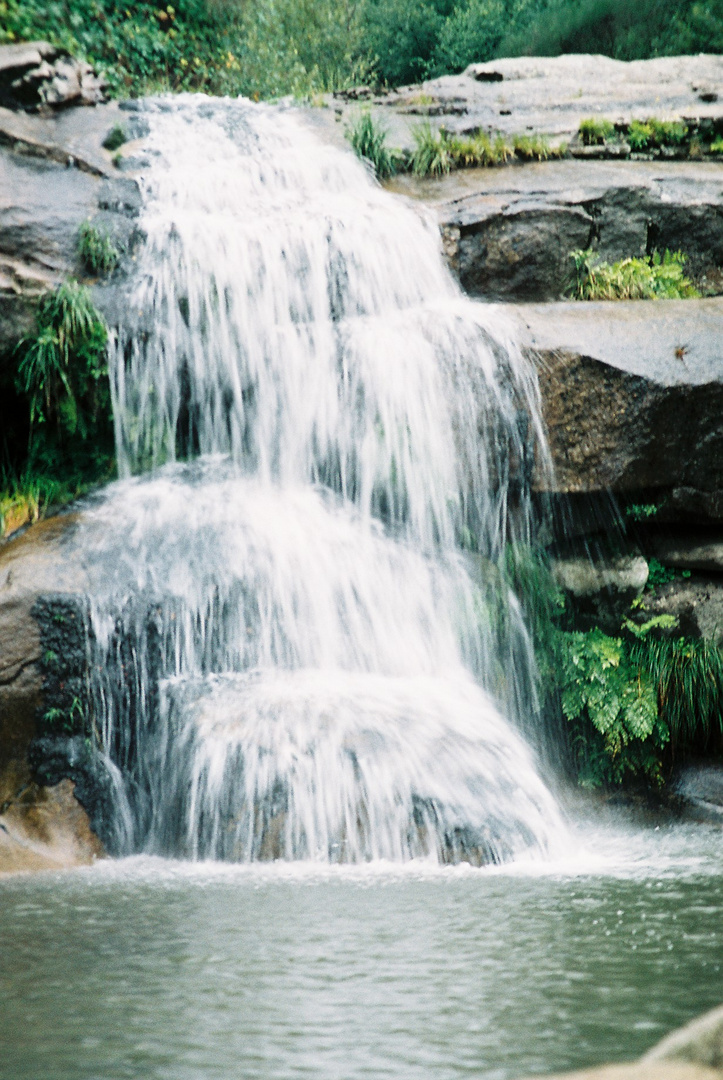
[[76, 95, 566, 864]]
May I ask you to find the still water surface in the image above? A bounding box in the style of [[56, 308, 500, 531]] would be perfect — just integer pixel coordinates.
[[1, 821, 721, 1080]]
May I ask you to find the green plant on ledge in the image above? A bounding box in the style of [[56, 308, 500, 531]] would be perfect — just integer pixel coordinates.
[[11, 281, 115, 496], [345, 111, 398, 179], [508, 545, 723, 789], [578, 117, 615, 145], [568, 249, 700, 301], [627, 118, 688, 151], [77, 220, 120, 277]]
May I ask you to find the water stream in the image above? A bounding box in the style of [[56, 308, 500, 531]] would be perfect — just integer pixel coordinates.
[[72, 95, 565, 864]]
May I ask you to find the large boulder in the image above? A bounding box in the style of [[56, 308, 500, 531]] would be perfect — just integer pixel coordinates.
[[0, 515, 97, 852], [498, 298, 723, 512], [0, 41, 106, 111], [426, 161, 723, 301]]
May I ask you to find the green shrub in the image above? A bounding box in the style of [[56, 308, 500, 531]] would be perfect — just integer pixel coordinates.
[[77, 221, 120, 277], [568, 249, 700, 301], [710, 136, 723, 154], [578, 117, 615, 145], [345, 111, 397, 179]]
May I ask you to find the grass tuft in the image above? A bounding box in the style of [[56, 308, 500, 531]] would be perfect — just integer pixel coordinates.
[[579, 117, 615, 145], [345, 110, 397, 179], [77, 221, 120, 277]]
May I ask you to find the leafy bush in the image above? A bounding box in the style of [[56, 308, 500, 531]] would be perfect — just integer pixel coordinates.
[[498, 0, 723, 61], [345, 110, 397, 178], [360, 0, 451, 86], [430, 0, 509, 74], [0, 0, 369, 99], [77, 221, 120, 276], [710, 136, 723, 154], [578, 117, 615, 145], [568, 249, 700, 301]]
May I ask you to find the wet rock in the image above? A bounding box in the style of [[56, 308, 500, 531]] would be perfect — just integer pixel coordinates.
[[648, 531, 723, 574], [388, 160, 723, 302], [29, 736, 120, 853], [550, 553, 648, 630], [0, 100, 142, 352], [0, 777, 104, 874], [0, 41, 106, 111], [0, 517, 89, 813], [498, 299, 723, 506], [642, 577, 723, 648], [645, 1002, 723, 1069]]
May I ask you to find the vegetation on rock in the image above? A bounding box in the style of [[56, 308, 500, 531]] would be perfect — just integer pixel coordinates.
[[568, 249, 700, 301], [77, 221, 120, 277], [509, 545, 723, 790], [0, 282, 115, 536]]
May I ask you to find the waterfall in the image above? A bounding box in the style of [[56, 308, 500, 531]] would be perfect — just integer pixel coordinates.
[[78, 95, 565, 863]]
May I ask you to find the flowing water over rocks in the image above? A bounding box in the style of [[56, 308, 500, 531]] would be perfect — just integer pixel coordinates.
[[65, 96, 566, 863]]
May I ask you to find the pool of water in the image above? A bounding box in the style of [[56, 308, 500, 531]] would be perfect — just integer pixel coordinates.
[[1, 820, 721, 1080]]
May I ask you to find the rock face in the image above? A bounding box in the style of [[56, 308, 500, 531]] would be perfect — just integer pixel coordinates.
[[641, 577, 723, 648], [398, 160, 723, 302], [0, 41, 106, 111], [0, 99, 143, 352], [0, 516, 105, 864], [550, 553, 648, 631], [0, 778, 103, 874], [501, 298, 723, 509]]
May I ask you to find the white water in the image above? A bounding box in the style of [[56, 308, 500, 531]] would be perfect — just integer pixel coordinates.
[[79, 96, 566, 863]]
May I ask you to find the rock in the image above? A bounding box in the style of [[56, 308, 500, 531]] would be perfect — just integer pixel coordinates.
[[0, 41, 106, 111], [29, 736, 122, 853], [518, 1064, 720, 1080], [348, 55, 723, 149], [649, 531, 723, 574], [0, 777, 104, 874], [642, 577, 723, 647], [496, 299, 723, 505], [674, 764, 723, 820], [0, 99, 142, 353], [550, 553, 648, 631], [0, 516, 89, 817], [645, 1003, 723, 1069], [387, 159, 723, 302]]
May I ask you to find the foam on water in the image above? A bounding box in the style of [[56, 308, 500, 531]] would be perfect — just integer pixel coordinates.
[[78, 95, 567, 863]]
